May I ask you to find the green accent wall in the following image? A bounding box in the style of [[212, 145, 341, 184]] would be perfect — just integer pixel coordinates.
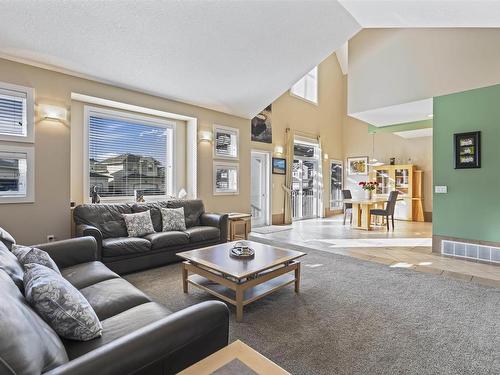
[[433, 84, 500, 243], [368, 119, 432, 134]]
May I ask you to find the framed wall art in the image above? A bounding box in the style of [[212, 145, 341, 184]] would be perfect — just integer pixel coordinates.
[[454, 131, 481, 169], [272, 157, 286, 175], [347, 156, 369, 176], [213, 162, 239, 195], [213, 124, 239, 159]]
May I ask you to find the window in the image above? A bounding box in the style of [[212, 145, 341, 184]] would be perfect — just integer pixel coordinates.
[[290, 66, 318, 104], [0, 82, 35, 142], [329, 160, 343, 210], [0, 145, 35, 203], [85, 107, 175, 202]]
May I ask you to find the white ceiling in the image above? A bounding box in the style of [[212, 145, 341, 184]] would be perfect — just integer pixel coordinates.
[[394, 128, 433, 139], [339, 0, 500, 27], [350, 98, 433, 127], [0, 1, 359, 119]]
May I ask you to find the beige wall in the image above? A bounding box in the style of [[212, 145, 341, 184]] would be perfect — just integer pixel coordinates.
[[255, 52, 345, 217], [348, 28, 500, 114], [0, 58, 250, 245], [342, 114, 433, 213]]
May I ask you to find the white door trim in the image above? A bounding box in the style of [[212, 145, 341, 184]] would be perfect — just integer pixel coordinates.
[[251, 149, 272, 227]]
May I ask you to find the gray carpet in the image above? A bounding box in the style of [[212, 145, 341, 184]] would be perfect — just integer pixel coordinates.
[[124, 247, 500, 375]]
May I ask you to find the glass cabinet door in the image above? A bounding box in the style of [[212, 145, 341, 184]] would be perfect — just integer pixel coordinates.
[[395, 168, 409, 195], [375, 169, 390, 194]]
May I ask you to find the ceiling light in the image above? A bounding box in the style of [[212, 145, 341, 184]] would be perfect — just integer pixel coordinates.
[[427, 114, 433, 118]]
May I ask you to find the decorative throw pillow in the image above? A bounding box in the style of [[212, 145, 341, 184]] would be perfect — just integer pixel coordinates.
[[12, 244, 61, 274], [24, 263, 102, 341], [122, 210, 155, 237], [0, 226, 15, 249], [161, 207, 187, 231]]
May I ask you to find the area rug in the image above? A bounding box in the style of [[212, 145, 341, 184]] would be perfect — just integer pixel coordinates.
[[124, 246, 499, 375], [251, 225, 293, 234]]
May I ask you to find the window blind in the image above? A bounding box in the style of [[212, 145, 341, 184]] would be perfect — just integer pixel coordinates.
[[0, 88, 27, 137], [88, 115, 170, 198]]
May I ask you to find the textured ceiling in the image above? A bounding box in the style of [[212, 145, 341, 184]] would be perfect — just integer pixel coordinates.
[[0, 0, 359, 118]]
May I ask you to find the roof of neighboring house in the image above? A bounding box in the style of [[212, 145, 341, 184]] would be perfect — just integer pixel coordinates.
[[98, 153, 161, 166], [90, 171, 112, 178]]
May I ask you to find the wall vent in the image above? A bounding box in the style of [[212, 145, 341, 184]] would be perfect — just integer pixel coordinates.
[[441, 240, 500, 264]]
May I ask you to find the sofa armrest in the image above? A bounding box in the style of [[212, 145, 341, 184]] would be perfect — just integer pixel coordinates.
[[75, 224, 103, 257], [35, 237, 99, 269], [200, 213, 228, 242], [45, 301, 229, 375]]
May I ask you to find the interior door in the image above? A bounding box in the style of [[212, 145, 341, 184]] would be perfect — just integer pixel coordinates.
[[250, 152, 268, 227]]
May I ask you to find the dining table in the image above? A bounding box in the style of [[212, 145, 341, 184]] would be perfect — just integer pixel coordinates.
[[344, 197, 389, 231]]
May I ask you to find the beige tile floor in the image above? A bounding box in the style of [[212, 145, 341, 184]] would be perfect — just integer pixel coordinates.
[[249, 215, 500, 288]]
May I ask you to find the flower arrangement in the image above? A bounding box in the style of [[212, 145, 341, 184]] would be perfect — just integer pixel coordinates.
[[358, 181, 378, 191]]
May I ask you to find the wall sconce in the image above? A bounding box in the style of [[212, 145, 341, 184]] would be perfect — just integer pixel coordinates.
[[39, 104, 68, 123], [198, 130, 213, 143], [323, 153, 329, 160], [274, 145, 284, 155]]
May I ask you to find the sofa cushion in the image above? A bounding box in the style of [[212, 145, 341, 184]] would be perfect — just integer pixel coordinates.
[[24, 264, 103, 341], [143, 231, 189, 250], [161, 207, 187, 231], [0, 226, 15, 249], [64, 302, 171, 360], [12, 244, 61, 274], [0, 241, 24, 291], [0, 269, 68, 373], [61, 261, 120, 290], [122, 210, 155, 237], [133, 201, 169, 232], [167, 199, 205, 228], [185, 226, 220, 243], [78, 278, 151, 320], [102, 237, 151, 257], [73, 204, 133, 238]]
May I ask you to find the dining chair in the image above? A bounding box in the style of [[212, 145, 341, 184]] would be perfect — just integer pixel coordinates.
[[341, 190, 353, 225], [370, 191, 399, 230]]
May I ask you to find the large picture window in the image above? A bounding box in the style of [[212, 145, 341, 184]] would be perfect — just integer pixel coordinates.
[[0, 82, 35, 143], [290, 66, 318, 104], [85, 107, 175, 202]]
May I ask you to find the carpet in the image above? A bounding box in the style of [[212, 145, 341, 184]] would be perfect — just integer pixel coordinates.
[[124, 246, 499, 375], [251, 225, 293, 234]]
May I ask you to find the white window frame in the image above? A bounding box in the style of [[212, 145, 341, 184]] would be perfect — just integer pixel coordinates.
[[213, 124, 239, 160], [0, 144, 35, 204], [0, 81, 35, 143], [213, 161, 239, 195], [290, 66, 318, 105], [83, 106, 176, 203]]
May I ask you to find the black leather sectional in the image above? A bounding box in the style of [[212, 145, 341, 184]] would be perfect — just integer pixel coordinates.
[[73, 199, 228, 274], [0, 236, 229, 375]]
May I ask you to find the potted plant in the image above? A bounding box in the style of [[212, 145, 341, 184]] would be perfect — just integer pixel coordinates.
[[358, 181, 378, 200]]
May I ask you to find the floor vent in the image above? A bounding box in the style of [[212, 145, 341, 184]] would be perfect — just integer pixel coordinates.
[[441, 240, 500, 264]]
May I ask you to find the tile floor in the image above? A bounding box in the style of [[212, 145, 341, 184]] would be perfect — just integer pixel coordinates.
[[249, 215, 500, 288]]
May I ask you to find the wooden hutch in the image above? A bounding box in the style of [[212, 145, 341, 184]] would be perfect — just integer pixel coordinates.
[[370, 164, 424, 222]]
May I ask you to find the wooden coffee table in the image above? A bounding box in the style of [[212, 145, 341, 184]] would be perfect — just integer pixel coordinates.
[[177, 241, 306, 322]]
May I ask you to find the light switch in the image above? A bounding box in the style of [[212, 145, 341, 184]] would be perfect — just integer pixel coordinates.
[[435, 186, 448, 194]]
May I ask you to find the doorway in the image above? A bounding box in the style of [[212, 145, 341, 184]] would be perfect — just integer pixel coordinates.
[[250, 150, 271, 227], [291, 139, 320, 220]]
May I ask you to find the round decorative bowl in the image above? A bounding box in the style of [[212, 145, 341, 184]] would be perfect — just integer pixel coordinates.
[[230, 242, 255, 259]]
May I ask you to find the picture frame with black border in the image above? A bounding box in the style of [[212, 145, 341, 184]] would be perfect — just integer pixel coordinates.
[[454, 131, 480, 169], [272, 157, 286, 175]]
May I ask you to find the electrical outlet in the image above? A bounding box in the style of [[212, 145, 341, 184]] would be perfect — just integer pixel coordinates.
[[435, 186, 448, 194], [47, 234, 55, 242]]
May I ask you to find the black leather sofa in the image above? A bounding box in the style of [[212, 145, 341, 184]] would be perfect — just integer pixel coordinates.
[[0, 236, 229, 375], [73, 199, 228, 274]]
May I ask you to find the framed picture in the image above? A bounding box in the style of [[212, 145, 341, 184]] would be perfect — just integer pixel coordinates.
[[213, 162, 239, 195], [347, 156, 369, 176], [213, 124, 239, 159], [454, 131, 481, 169], [0, 144, 35, 203], [251, 105, 272, 143], [272, 157, 286, 175]]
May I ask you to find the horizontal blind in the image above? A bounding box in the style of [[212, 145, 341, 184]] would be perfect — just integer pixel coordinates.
[[0, 89, 27, 137], [89, 115, 168, 198]]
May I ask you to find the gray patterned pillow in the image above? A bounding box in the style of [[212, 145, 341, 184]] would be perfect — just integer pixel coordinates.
[[122, 210, 155, 237], [12, 244, 61, 274], [24, 263, 102, 341], [161, 207, 186, 231]]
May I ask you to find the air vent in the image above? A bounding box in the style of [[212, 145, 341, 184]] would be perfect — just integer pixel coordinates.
[[441, 240, 500, 264]]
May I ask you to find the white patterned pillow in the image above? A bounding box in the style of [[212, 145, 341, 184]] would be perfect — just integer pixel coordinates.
[[122, 210, 155, 237], [24, 263, 102, 341], [12, 244, 61, 274], [161, 207, 186, 231]]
